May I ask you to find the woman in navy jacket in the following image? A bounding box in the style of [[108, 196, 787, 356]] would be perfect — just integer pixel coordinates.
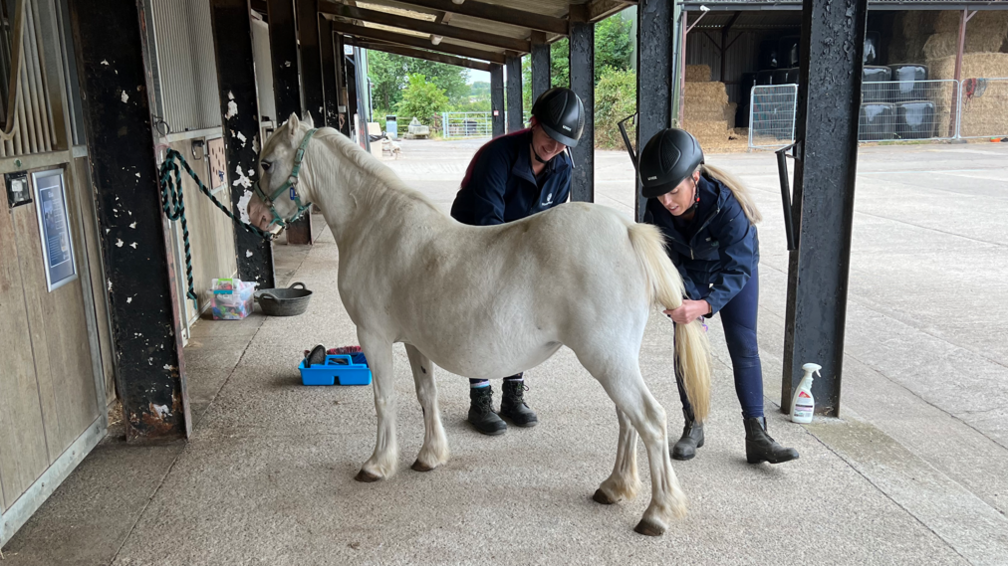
[[450, 88, 585, 436], [639, 128, 799, 465]]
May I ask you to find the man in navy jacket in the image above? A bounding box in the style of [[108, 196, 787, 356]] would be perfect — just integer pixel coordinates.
[[450, 87, 585, 436]]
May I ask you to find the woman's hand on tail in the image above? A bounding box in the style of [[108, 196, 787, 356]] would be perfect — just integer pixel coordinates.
[[664, 300, 710, 325]]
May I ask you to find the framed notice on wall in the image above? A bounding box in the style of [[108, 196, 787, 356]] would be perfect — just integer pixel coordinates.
[[32, 168, 77, 291]]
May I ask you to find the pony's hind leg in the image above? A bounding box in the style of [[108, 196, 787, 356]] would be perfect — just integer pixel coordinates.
[[593, 408, 641, 505], [578, 350, 687, 536], [405, 344, 449, 472], [355, 331, 398, 482]]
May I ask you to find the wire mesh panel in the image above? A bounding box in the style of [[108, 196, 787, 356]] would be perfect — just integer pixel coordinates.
[[957, 77, 1008, 139], [748, 84, 798, 150], [859, 79, 958, 142], [441, 112, 493, 138]]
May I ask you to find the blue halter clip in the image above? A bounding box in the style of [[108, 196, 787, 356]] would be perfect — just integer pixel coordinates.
[[254, 128, 318, 228]]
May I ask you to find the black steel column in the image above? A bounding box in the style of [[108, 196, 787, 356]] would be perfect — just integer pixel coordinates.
[[345, 52, 359, 138], [320, 18, 339, 129], [490, 63, 505, 138], [506, 54, 523, 133], [297, 0, 323, 121], [569, 10, 594, 203], [531, 31, 550, 102], [267, 0, 312, 245], [70, 0, 190, 440], [635, 0, 673, 222], [335, 33, 351, 137], [781, 0, 869, 417], [210, 0, 275, 289]]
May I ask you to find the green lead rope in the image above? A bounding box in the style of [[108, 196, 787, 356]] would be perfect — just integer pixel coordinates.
[[158, 149, 272, 305]]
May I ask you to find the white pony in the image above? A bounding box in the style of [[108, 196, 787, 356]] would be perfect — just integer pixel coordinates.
[[248, 114, 712, 536]]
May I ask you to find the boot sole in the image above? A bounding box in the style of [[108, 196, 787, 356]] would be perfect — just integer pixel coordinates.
[[470, 423, 507, 436], [747, 453, 800, 464], [500, 410, 538, 428], [502, 418, 537, 428]]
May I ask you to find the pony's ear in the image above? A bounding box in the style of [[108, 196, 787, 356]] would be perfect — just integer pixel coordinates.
[[303, 111, 315, 129], [287, 112, 300, 141]]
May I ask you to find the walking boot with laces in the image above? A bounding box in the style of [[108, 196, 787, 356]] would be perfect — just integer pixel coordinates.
[[499, 379, 538, 427], [468, 386, 507, 435], [744, 416, 799, 464], [671, 408, 704, 460]]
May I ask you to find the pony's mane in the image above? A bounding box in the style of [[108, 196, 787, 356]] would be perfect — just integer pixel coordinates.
[[309, 126, 445, 216]]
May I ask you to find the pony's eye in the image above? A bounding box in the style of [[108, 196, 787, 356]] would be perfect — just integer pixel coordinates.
[[261, 161, 271, 172]]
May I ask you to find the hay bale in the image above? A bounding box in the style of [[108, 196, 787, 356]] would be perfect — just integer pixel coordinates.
[[685, 107, 729, 121], [682, 119, 731, 147], [934, 11, 962, 34], [959, 79, 1008, 137], [924, 31, 1006, 60], [686, 65, 711, 82], [927, 52, 1008, 80], [935, 10, 1008, 39], [724, 102, 737, 129], [684, 82, 728, 105]]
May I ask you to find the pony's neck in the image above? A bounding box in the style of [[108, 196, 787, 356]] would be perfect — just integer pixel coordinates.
[[299, 132, 444, 249]]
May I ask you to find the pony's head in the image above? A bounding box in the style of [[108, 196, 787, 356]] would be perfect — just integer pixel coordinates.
[[248, 112, 317, 231]]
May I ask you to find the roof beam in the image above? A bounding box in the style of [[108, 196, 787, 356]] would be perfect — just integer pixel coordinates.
[[344, 37, 493, 71], [587, 0, 633, 21], [330, 19, 507, 63], [321, 3, 530, 52], [384, 0, 569, 35]]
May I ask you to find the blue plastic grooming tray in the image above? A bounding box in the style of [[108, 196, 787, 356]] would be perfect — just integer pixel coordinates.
[[298, 354, 372, 386]]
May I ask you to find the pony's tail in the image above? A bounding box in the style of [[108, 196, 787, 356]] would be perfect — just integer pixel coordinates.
[[628, 223, 712, 423]]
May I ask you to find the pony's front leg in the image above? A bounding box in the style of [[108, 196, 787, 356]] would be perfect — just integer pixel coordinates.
[[355, 331, 398, 482], [404, 345, 449, 472], [593, 408, 641, 505]]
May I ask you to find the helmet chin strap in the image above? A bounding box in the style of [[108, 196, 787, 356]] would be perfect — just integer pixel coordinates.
[[687, 176, 700, 212], [532, 143, 550, 164]]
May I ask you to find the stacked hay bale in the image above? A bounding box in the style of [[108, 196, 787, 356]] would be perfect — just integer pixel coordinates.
[[916, 12, 1008, 138], [922, 11, 1008, 60], [683, 64, 742, 150], [929, 53, 1008, 138]]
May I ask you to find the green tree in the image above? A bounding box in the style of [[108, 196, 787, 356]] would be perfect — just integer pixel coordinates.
[[595, 15, 634, 81], [396, 73, 449, 127], [367, 51, 470, 115], [594, 67, 637, 149], [551, 38, 569, 89]]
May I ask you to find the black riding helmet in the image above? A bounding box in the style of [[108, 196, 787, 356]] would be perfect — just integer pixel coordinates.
[[531, 87, 585, 148], [638, 128, 705, 199]]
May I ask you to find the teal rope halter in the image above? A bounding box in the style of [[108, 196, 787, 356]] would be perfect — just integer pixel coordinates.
[[253, 128, 318, 228]]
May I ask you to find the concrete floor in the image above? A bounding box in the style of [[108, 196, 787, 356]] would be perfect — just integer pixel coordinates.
[[3, 139, 1007, 565]]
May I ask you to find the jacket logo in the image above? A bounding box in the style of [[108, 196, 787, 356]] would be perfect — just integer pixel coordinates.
[[542, 193, 554, 206]]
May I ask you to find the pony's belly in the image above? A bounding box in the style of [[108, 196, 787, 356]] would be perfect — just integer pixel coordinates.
[[417, 340, 563, 380]]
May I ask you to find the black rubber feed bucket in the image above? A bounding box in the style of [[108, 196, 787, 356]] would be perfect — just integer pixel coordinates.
[[256, 282, 313, 316]]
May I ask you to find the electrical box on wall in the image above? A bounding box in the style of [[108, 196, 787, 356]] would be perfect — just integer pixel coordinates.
[[6, 171, 31, 208]]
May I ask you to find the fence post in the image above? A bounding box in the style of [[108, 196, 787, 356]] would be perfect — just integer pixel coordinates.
[[955, 79, 962, 140]]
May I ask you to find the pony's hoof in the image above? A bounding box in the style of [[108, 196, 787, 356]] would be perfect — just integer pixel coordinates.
[[354, 469, 383, 483], [593, 489, 618, 505], [633, 518, 666, 537], [411, 459, 436, 472]]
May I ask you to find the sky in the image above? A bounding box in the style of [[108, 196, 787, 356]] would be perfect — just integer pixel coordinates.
[[468, 69, 491, 84]]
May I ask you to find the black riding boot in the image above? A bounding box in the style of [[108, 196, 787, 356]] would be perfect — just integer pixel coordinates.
[[499, 379, 538, 427], [468, 386, 507, 436], [671, 408, 704, 460], [744, 416, 799, 464]]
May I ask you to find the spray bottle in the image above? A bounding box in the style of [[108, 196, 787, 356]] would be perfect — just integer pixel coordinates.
[[790, 363, 821, 424]]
